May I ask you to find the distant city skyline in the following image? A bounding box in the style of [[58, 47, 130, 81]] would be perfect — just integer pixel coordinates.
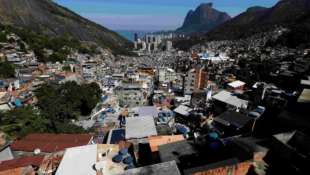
[[55, 0, 278, 31]]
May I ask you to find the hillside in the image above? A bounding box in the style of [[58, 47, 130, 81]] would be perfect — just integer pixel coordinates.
[[0, 0, 132, 55], [206, 0, 310, 41]]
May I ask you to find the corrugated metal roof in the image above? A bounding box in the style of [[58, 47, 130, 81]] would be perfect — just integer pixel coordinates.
[[158, 140, 196, 164], [214, 111, 253, 129], [212, 90, 248, 108], [137, 106, 159, 117], [298, 89, 310, 103], [228, 80, 245, 88], [174, 105, 193, 117], [56, 144, 125, 175], [0, 147, 13, 162], [55, 145, 97, 175], [301, 80, 310, 86], [126, 117, 157, 139], [121, 161, 181, 175]]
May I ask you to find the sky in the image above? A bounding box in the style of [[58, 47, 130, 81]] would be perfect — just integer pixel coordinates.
[[55, 0, 278, 31]]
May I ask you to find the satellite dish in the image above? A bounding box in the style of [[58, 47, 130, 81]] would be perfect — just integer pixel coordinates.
[[34, 148, 41, 155]]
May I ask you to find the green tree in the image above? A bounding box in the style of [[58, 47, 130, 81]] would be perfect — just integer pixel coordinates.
[[79, 82, 102, 115], [18, 41, 27, 52], [0, 62, 15, 78], [0, 32, 7, 42], [0, 106, 49, 138], [49, 51, 67, 63], [35, 82, 101, 132], [62, 65, 71, 72]]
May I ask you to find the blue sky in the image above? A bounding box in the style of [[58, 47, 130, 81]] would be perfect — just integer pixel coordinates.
[[55, 0, 278, 31]]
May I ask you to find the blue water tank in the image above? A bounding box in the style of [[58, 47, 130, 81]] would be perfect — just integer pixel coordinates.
[[123, 156, 133, 164], [176, 125, 189, 135], [208, 132, 219, 140], [119, 148, 128, 155], [101, 95, 108, 102], [125, 164, 135, 170], [112, 154, 123, 163], [209, 141, 221, 151]]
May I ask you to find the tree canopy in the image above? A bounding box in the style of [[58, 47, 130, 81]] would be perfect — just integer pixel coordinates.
[[35, 81, 102, 132], [0, 106, 48, 138], [0, 31, 7, 42], [0, 81, 102, 138], [0, 62, 15, 78]]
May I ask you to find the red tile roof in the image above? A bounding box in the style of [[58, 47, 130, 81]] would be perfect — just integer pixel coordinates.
[[11, 133, 92, 153], [0, 156, 44, 171]]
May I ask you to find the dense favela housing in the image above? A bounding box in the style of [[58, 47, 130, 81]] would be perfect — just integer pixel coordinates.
[[0, 0, 310, 175]]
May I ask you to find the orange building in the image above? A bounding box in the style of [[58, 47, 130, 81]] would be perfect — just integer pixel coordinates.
[[148, 135, 185, 152], [191, 53, 199, 61], [185, 68, 208, 94], [195, 68, 208, 90], [137, 67, 155, 76], [192, 162, 252, 175], [148, 135, 185, 161]]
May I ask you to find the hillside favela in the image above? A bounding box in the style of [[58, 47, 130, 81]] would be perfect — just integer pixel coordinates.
[[0, 0, 309, 175]]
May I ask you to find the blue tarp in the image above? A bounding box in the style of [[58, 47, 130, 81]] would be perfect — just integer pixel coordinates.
[[209, 141, 221, 150], [254, 107, 265, 114], [158, 111, 174, 123], [14, 99, 22, 108], [175, 124, 190, 135], [101, 95, 108, 102], [110, 129, 125, 144], [106, 107, 115, 113], [97, 112, 106, 122], [208, 132, 219, 140]]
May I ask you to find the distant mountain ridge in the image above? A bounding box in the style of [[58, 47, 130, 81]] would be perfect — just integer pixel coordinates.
[[246, 6, 267, 13], [0, 0, 132, 54], [174, 0, 310, 50], [176, 3, 231, 34], [206, 0, 310, 41]]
